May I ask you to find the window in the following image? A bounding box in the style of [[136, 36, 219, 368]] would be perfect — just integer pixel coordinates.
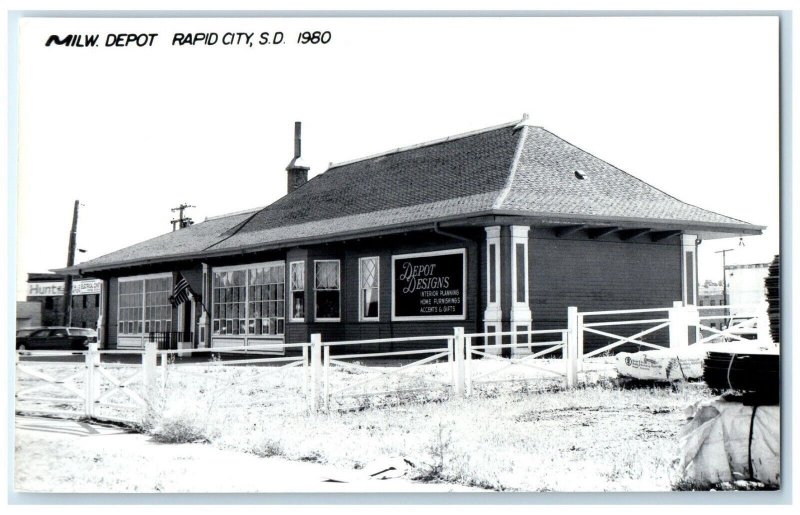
[[118, 275, 172, 335], [83, 295, 89, 309], [45, 297, 54, 310], [212, 269, 246, 335], [710, 300, 716, 306], [289, 261, 305, 322], [315, 260, 340, 321], [359, 257, 379, 321], [118, 279, 144, 335], [488, 243, 497, 304], [515, 243, 526, 303], [212, 262, 285, 337], [144, 277, 172, 334], [247, 264, 285, 336], [95, 294, 100, 307]]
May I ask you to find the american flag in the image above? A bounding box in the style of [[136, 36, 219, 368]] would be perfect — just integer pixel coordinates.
[[170, 274, 192, 307]]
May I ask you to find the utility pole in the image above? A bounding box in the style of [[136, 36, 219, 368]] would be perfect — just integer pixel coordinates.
[[171, 203, 195, 231], [715, 248, 735, 325], [62, 200, 80, 326]]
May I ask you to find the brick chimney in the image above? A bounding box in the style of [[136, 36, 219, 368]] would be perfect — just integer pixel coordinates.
[[286, 121, 310, 194]]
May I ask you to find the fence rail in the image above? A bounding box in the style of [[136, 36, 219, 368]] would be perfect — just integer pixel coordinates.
[[15, 301, 771, 422]]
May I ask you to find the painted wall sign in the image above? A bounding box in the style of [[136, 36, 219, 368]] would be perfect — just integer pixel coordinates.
[[392, 249, 466, 321], [27, 279, 102, 297]]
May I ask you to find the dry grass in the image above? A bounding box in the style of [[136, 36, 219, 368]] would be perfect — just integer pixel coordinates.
[[16, 356, 711, 491]]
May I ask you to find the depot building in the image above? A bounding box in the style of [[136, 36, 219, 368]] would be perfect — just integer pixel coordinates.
[[60, 118, 763, 351]]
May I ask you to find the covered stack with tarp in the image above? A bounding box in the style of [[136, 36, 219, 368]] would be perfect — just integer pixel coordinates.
[[679, 397, 779, 488], [615, 347, 705, 382], [679, 340, 780, 488]]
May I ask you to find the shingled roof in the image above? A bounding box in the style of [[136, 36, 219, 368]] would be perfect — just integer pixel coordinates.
[[68, 119, 762, 273]]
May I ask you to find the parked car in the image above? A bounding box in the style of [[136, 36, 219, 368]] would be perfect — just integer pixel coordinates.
[[15, 327, 98, 351], [724, 316, 758, 341]]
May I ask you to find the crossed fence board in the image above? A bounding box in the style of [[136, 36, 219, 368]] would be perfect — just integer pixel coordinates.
[[463, 329, 570, 396], [163, 344, 311, 412], [320, 335, 454, 412], [693, 307, 761, 344], [15, 352, 146, 421], [581, 315, 670, 357], [16, 357, 87, 418]]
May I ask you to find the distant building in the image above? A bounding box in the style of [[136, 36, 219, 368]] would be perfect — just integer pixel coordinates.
[[725, 263, 770, 309], [698, 283, 725, 334], [25, 273, 102, 328], [16, 301, 42, 329]]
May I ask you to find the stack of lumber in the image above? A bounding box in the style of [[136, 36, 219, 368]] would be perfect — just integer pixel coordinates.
[[703, 351, 779, 404], [765, 255, 780, 344]]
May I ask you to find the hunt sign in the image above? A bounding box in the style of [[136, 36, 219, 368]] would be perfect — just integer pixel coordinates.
[[391, 249, 466, 321]]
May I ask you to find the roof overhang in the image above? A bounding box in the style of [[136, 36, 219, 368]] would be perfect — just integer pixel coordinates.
[[58, 209, 763, 276]]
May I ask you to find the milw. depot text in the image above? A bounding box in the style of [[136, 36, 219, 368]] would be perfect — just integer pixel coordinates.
[[45, 31, 332, 48]]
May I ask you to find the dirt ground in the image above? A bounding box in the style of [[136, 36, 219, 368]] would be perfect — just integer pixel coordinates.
[[13, 415, 480, 493]]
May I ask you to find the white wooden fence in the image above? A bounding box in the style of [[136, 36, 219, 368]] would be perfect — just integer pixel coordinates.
[[15, 302, 767, 421]]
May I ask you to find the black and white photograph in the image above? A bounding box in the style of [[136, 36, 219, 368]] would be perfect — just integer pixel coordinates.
[[5, 6, 790, 504]]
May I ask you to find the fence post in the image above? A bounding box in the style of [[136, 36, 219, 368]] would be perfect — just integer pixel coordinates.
[[142, 341, 158, 407], [566, 307, 579, 388], [161, 352, 169, 388], [453, 327, 465, 398], [84, 341, 100, 418], [310, 333, 322, 413], [669, 301, 688, 350], [323, 346, 330, 412], [576, 313, 585, 372], [464, 334, 473, 397]]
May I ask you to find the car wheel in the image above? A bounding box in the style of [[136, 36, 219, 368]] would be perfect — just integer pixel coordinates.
[[17, 344, 26, 352]]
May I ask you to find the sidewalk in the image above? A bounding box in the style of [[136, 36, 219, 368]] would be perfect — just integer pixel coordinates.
[[13, 416, 478, 493]]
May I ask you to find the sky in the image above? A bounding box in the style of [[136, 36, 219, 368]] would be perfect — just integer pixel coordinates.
[[13, 15, 780, 299]]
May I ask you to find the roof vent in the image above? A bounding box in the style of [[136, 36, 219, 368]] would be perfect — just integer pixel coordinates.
[[574, 170, 587, 180]]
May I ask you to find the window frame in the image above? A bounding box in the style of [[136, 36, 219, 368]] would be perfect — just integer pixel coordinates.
[[289, 261, 306, 323], [314, 259, 341, 322], [358, 256, 380, 322], [117, 272, 172, 336], [211, 260, 286, 338]]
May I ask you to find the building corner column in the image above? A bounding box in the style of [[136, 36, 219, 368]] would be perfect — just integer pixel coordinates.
[[509, 225, 532, 356], [96, 279, 106, 348], [483, 226, 502, 354], [681, 234, 699, 344], [198, 263, 210, 348]]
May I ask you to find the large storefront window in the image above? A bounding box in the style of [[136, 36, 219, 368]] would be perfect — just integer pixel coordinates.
[[314, 260, 340, 321], [118, 274, 172, 335], [212, 262, 285, 336]]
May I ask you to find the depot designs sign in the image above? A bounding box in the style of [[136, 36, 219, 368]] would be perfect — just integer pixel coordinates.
[[392, 249, 466, 320], [27, 279, 102, 297]]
